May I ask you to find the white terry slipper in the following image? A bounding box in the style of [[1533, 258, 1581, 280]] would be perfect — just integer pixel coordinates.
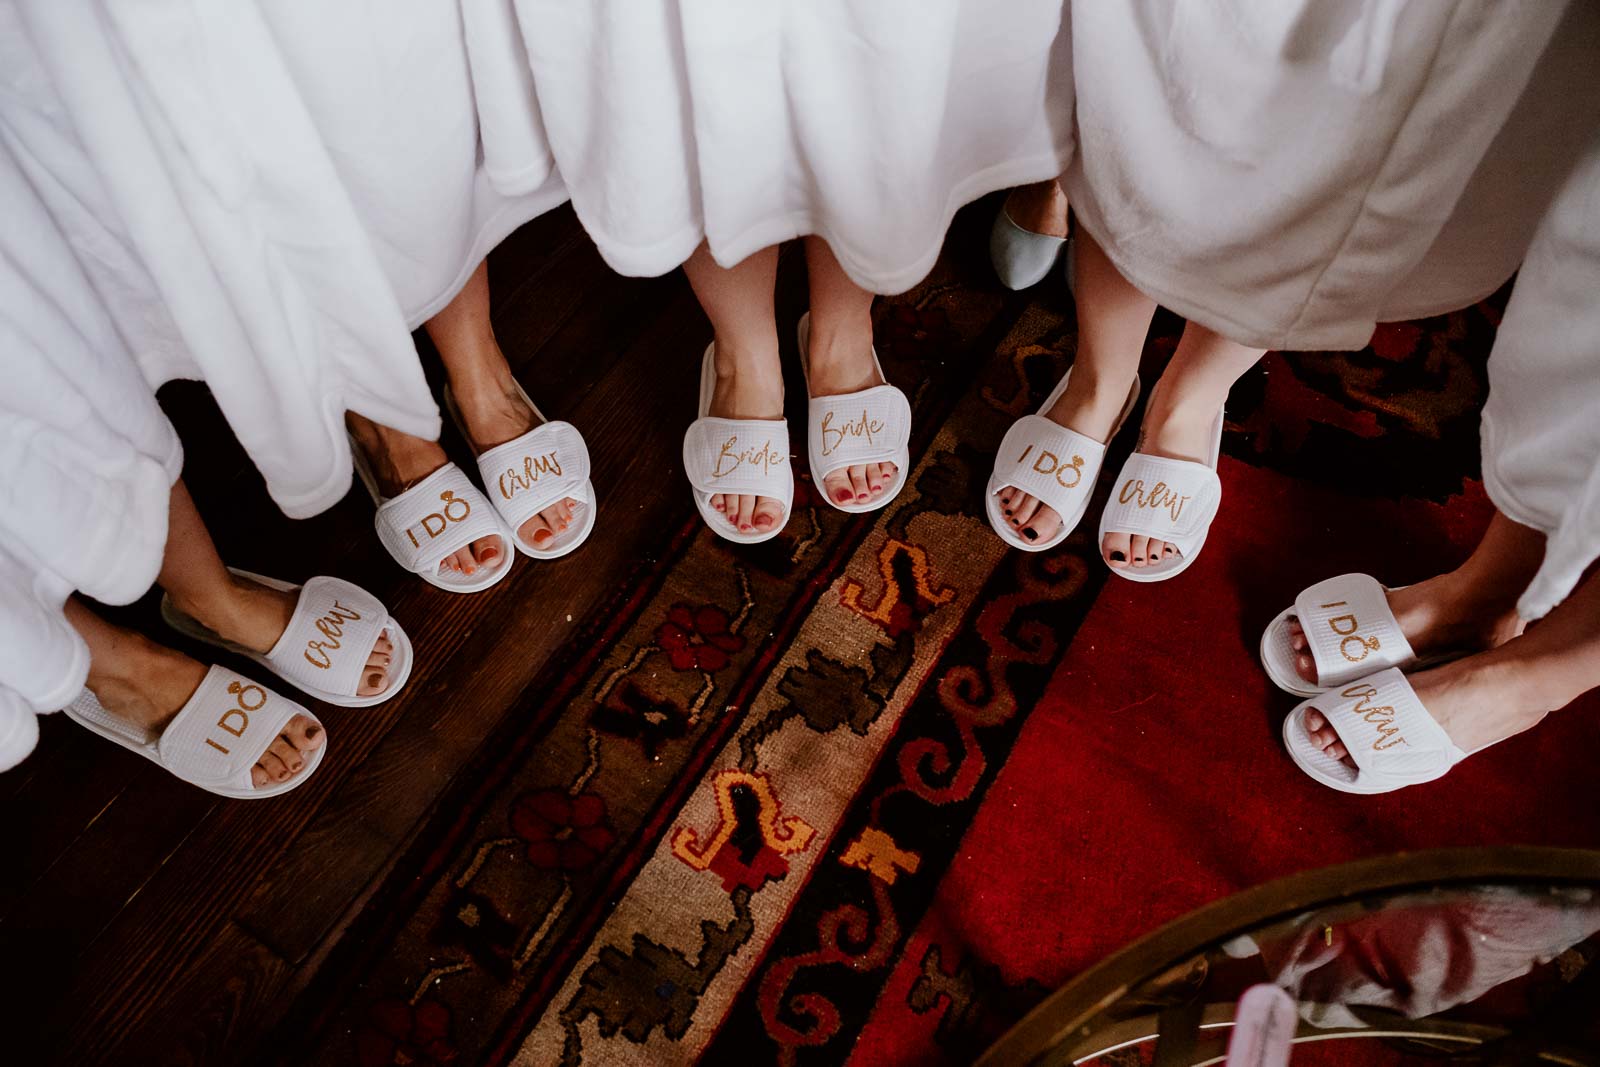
[[63, 665, 326, 799], [445, 382, 596, 560], [989, 204, 1067, 291], [1097, 404, 1225, 582], [986, 368, 1140, 552], [161, 569, 413, 709], [351, 440, 513, 594], [797, 312, 911, 515], [1283, 667, 1480, 795], [682, 342, 793, 544], [1260, 573, 1423, 697]]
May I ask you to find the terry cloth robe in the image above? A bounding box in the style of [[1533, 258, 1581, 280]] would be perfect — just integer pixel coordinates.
[[1063, 0, 1600, 351], [0, 136, 181, 771], [1481, 129, 1600, 621], [0, 0, 565, 767], [489, 0, 1074, 293]]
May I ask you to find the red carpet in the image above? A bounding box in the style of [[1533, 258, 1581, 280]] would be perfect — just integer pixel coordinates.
[[846, 462, 1600, 1064], [270, 205, 1600, 1066]]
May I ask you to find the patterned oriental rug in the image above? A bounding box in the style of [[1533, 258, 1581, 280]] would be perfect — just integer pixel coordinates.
[[280, 223, 1600, 1067]]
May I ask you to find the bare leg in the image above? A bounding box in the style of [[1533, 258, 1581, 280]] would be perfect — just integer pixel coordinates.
[[1306, 552, 1598, 765], [427, 260, 577, 551], [1004, 178, 1070, 239], [63, 599, 323, 789], [160, 481, 393, 697], [683, 241, 787, 534], [999, 226, 1157, 543], [1105, 322, 1265, 569], [1289, 511, 1542, 683], [344, 411, 504, 578], [801, 236, 897, 507]]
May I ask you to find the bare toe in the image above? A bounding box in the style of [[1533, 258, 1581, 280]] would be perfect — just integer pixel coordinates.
[[1103, 531, 1132, 567], [256, 749, 291, 784], [374, 634, 393, 657], [1129, 535, 1150, 567], [470, 535, 503, 569], [267, 737, 306, 776], [880, 462, 897, 483], [711, 493, 726, 513], [1295, 653, 1317, 683], [847, 465, 870, 503], [823, 471, 854, 507], [522, 513, 555, 549], [753, 497, 784, 532], [735, 494, 756, 532], [283, 714, 325, 754], [1022, 506, 1060, 545]]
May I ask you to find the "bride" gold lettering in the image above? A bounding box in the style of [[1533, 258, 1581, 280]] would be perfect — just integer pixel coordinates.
[[711, 436, 785, 479], [820, 409, 884, 458]]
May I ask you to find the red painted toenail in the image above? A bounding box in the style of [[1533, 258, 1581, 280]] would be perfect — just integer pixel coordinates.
[[834, 489, 853, 503], [533, 529, 553, 543]]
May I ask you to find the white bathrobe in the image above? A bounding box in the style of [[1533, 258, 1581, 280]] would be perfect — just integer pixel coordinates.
[[496, 0, 1074, 293], [0, 0, 564, 768], [1064, 0, 1600, 351], [1481, 132, 1600, 622]]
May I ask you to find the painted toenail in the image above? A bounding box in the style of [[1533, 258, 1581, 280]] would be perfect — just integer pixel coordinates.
[[1110, 551, 1126, 561], [1133, 556, 1143, 562], [1004, 508, 1012, 515], [533, 529, 553, 543], [305, 724, 319, 738], [857, 493, 868, 500], [1023, 528, 1037, 541], [835, 489, 853, 503], [481, 546, 499, 562]]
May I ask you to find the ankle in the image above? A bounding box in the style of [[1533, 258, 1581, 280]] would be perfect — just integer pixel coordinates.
[[804, 314, 873, 366]]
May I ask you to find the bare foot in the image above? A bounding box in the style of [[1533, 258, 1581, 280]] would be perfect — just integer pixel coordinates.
[[803, 316, 899, 510], [171, 574, 396, 698], [706, 341, 788, 535], [1302, 657, 1544, 772], [449, 363, 579, 551], [1286, 572, 1524, 686], [86, 630, 324, 789], [347, 414, 505, 577], [1100, 380, 1216, 570], [997, 366, 1134, 545]]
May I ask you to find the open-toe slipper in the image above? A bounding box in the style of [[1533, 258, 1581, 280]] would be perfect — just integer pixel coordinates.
[[445, 383, 596, 560], [682, 342, 793, 543], [1283, 667, 1476, 794], [351, 441, 513, 593], [63, 665, 325, 799], [161, 569, 412, 708], [797, 312, 911, 515], [1097, 404, 1225, 582], [1260, 573, 1422, 697], [986, 368, 1140, 552]]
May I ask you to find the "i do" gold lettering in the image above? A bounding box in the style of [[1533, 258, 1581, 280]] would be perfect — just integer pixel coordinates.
[[1320, 600, 1381, 662], [405, 490, 471, 548], [1017, 444, 1085, 490], [205, 680, 268, 755]]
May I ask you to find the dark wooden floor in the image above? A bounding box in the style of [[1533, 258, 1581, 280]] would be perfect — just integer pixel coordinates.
[[1, 205, 820, 1064]]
